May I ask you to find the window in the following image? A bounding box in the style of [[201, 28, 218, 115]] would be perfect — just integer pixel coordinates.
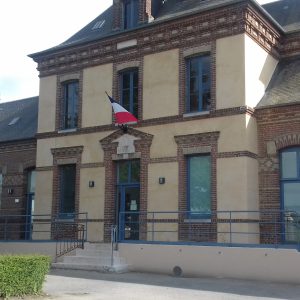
[[124, 0, 138, 29], [59, 165, 76, 216], [280, 147, 300, 242], [186, 55, 211, 113], [187, 155, 211, 217], [117, 160, 140, 184], [62, 81, 79, 129], [0, 174, 2, 208], [120, 69, 138, 118]]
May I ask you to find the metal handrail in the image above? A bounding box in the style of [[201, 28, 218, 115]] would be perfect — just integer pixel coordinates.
[[111, 225, 118, 266], [117, 209, 300, 249]]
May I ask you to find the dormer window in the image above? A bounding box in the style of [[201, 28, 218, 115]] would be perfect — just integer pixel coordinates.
[[124, 0, 139, 29]]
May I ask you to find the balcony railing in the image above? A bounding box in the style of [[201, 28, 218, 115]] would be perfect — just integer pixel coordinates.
[[118, 210, 300, 249]]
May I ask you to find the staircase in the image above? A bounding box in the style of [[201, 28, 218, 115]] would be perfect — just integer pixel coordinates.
[[52, 243, 129, 273]]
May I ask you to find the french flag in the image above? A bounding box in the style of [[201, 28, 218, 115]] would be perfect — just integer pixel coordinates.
[[106, 92, 138, 126]]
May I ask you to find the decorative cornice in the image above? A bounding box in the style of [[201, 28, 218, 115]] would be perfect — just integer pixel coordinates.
[[244, 5, 281, 58], [0, 139, 36, 153], [51, 146, 84, 157], [34, 3, 246, 77], [175, 132, 220, 145], [217, 151, 258, 159], [100, 127, 153, 149], [274, 134, 300, 150]]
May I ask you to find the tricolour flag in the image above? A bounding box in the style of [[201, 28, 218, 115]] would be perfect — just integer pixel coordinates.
[[106, 93, 138, 126]]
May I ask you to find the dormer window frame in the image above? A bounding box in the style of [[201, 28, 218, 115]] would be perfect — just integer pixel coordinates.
[[123, 0, 139, 30]]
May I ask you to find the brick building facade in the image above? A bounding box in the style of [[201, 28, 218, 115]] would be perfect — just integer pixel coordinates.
[[1, 0, 299, 244]]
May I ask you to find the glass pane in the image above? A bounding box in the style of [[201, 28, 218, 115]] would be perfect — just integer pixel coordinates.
[[130, 161, 140, 183], [189, 94, 198, 112], [122, 90, 130, 111], [283, 182, 300, 211], [60, 165, 76, 214], [190, 77, 198, 94], [202, 90, 211, 110], [284, 182, 300, 242], [189, 156, 211, 214], [122, 73, 130, 89], [281, 151, 298, 179], [133, 70, 138, 88], [190, 58, 198, 77], [27, 170, 36, 194], [118, 161, 129, 183]]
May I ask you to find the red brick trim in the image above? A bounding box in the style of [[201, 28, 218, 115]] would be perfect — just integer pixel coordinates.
[[274, 134, 300, 151], [175, 131, 219, 242], [100, 128, 153, 242], [217, 151, 258, 159], [149, 157, 177, 164], [36, 105, 254, 140], [51, 146, 83, 217]]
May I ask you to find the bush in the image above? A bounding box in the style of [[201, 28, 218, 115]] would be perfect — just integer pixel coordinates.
[[0, 255, 50, 298]]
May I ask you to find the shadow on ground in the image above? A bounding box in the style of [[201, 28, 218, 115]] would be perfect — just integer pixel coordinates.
[[48, 268, 300, 300]]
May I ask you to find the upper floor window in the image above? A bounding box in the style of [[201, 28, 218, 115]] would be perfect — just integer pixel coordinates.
[[120, 69, 138, 118], [186, 55, 211, 113], [62, 81, 79, 129], [124, 0, 138, 29], [187, 155, 211, 218]]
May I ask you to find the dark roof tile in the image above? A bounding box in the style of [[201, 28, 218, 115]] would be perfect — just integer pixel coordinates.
[[0, 97, 38, 143], [257, 56, 300, 107]]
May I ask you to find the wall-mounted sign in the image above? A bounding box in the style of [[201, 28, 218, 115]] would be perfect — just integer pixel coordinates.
[[113, 134, 140, 155]]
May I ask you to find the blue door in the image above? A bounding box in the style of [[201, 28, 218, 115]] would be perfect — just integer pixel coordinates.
[[116, 160, 140, 241]]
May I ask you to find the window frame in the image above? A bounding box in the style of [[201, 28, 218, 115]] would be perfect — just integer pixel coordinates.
[[123, 0, 139, 30], [119, 68, 139, 118], [61, 80, 79, 130], [186, 54, 211, 113], [187, 154, 212, 219]]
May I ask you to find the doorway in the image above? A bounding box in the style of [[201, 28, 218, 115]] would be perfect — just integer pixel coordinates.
[[116, 160, 140, 241]]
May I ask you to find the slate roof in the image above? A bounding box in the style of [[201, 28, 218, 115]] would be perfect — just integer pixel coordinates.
[[0, 97, 38, 143], [262, 0, 300, 33], [257, 55, 300, 108], [30, 0, 295, 58]]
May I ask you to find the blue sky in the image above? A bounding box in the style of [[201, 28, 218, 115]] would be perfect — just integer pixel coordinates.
[[0, 0, 275, 103]]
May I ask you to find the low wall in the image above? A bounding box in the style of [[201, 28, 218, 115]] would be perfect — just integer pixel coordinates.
[[119, 243, 300, 284], [0, 242, 57, 260]]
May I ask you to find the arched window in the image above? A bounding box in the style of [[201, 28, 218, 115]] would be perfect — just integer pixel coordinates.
[[280, 147, 300, 242]]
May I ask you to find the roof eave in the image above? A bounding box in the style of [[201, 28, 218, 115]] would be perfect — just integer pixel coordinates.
[[28, 0, 286, 60]]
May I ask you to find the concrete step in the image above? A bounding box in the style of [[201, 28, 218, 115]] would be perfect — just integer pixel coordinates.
[[52, 242, 128, 273], [52, 262, 129, 273], [63, 255, 126, 265], [75, 248, 120, 257]]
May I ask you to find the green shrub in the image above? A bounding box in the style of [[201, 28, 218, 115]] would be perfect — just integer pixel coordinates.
[[0, 255, 50, 298]]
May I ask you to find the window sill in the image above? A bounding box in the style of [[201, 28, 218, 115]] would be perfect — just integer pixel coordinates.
[[184, 218, 211, 223], [183, 111, 210, 118], [58, 128, 77, 134]]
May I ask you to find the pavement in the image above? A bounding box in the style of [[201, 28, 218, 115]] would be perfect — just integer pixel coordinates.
[[11, 269, 300, 300]]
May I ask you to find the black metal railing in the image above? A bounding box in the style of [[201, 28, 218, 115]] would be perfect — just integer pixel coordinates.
[[118, 209, 300, 249]]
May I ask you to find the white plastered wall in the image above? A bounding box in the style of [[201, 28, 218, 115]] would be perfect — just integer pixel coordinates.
[[143, 49, 179, 119], [82, 63, 113, 127], [38, 76, 57, 133], [216, 34, 278, 110], [79, 167, 105, 242]]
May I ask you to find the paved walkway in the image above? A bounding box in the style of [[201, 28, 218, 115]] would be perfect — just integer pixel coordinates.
[[15, 269, 300, 300]]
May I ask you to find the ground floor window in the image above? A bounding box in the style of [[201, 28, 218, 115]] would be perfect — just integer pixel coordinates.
[[59, 164, 76, 217], [187, 155, 211, 217], [280, 147, 300, 242]]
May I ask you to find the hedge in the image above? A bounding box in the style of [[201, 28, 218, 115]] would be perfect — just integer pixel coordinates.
[[0, 255, 50, 298]]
